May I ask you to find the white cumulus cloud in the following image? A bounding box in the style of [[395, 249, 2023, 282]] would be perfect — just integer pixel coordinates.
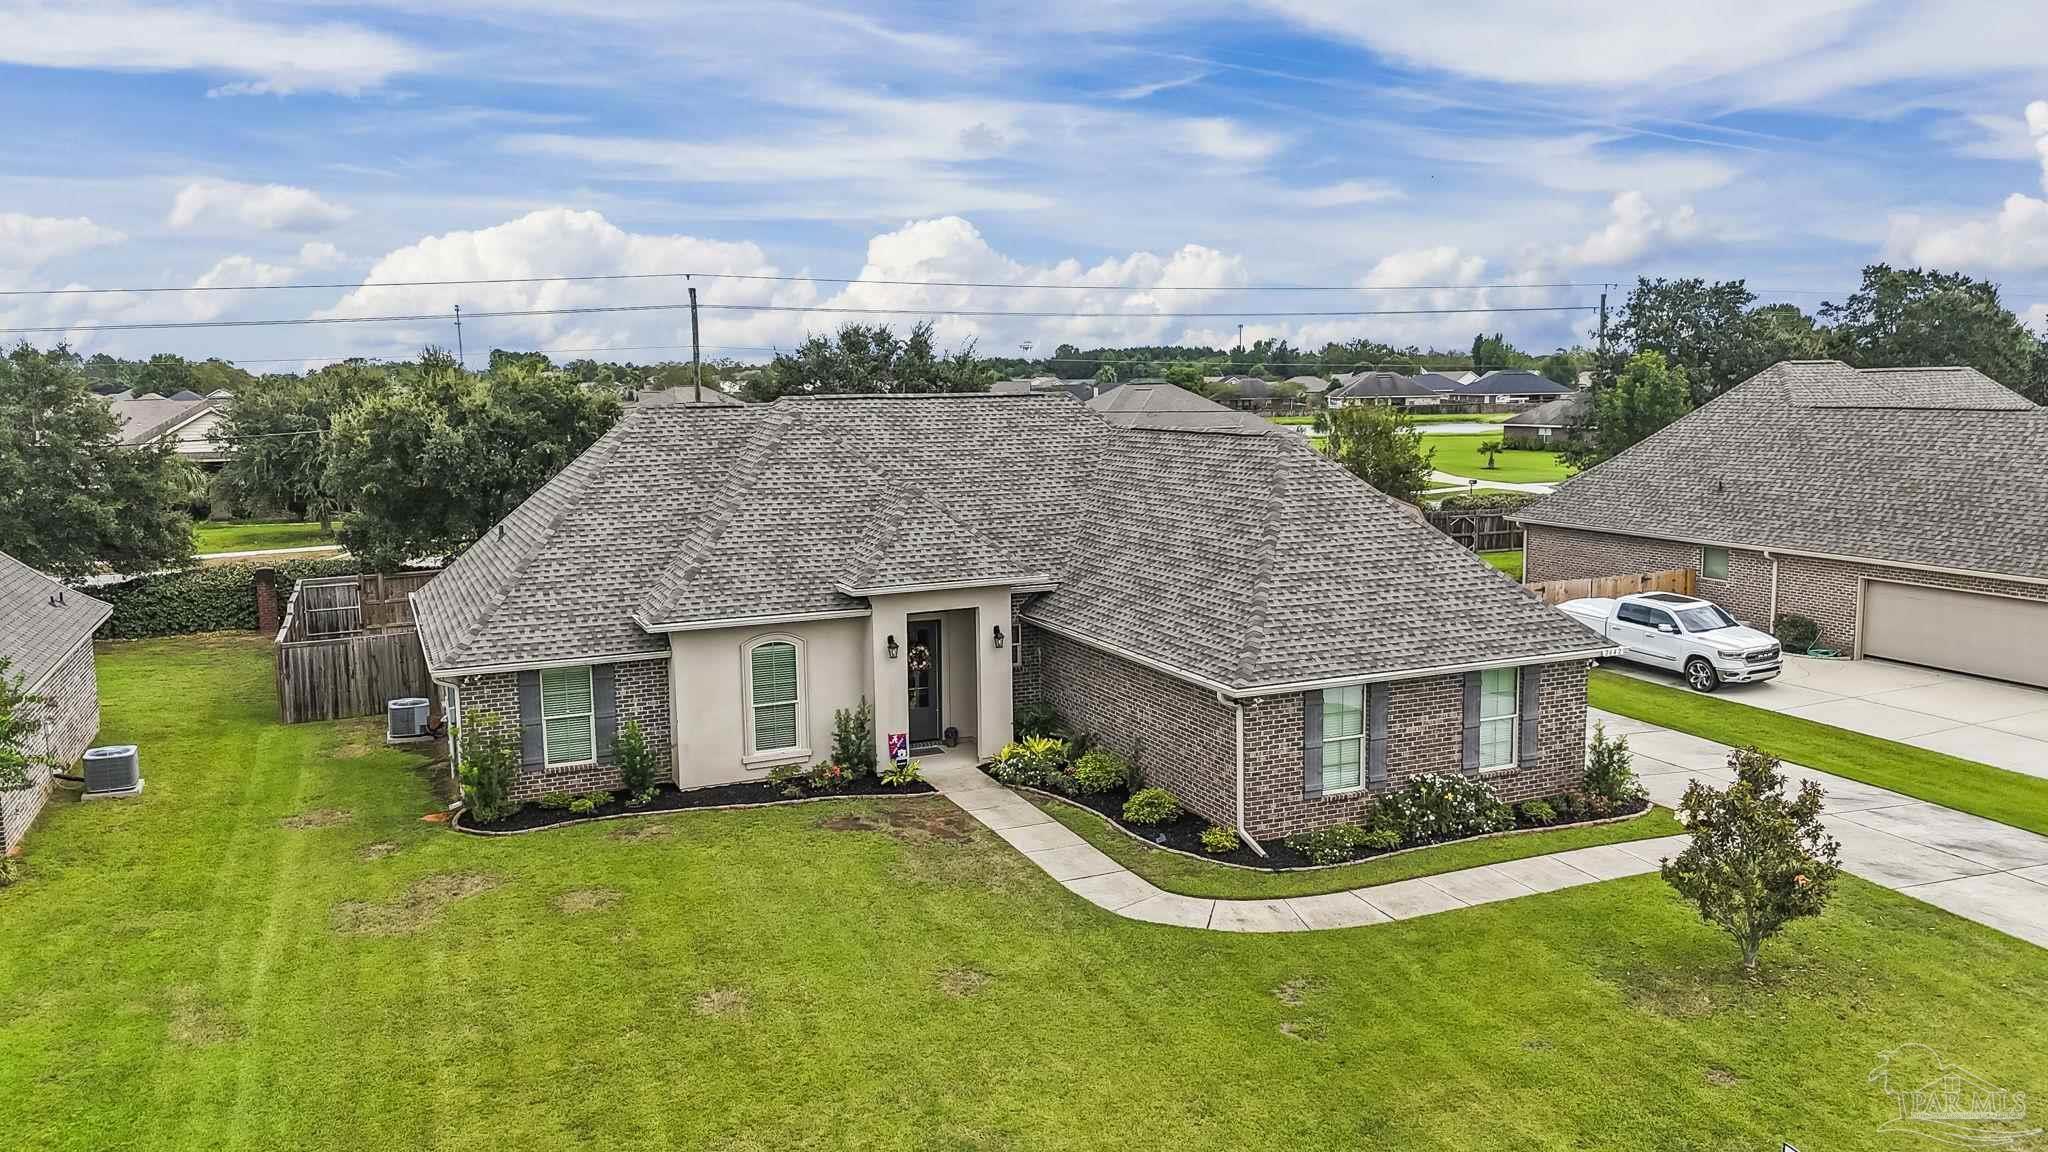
[[1562, 191, 1699, 266], [169, 180, 354, 233], [297, 241, 346, 270], [0, 212, 126, 272], [1887, 101, 2048, 269], [1290, 180, 1405, 208], [1175, 117, 1285, 164]]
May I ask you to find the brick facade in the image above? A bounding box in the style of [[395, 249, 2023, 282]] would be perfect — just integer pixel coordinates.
[[1011, 595, 1042, 708], [1525, 524, 2048, 655], [1026, 628, 1594, 840], [2, 638, 102, 854], [453, 659, 673, 804]]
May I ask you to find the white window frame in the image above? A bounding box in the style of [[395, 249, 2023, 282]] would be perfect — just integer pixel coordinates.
[[540, 665, 596, 768], [1477, 667, 1518, 770], [1321, 685, 1366, 794], [743, 635, 807, 764]]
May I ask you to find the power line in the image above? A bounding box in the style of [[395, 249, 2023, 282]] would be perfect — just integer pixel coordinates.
[[0, 300, 1603, 337], [0, 271, 1610, 298], [212, 345, 1565, 373]]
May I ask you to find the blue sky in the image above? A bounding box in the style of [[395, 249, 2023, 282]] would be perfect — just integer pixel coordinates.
[[6, 1, 2048, 370]]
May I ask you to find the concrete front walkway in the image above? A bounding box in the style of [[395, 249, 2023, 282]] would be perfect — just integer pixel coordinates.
[[1617, 655, 2048, 779], [923, 713, 2048, 944]]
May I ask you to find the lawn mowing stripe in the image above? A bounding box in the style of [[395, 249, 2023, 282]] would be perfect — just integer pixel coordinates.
[[1589, 669, 2048, 839]]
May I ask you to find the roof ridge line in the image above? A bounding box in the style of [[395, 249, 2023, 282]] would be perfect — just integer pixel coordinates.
[[444, 412, 640, 667]]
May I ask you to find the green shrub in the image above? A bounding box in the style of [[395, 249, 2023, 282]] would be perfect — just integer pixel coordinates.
[[613, 719, 657, 797], [1067, 748, 1131, 796], [1773, 613, 1821, 653], [1519, 798, 1559, 826], [1284, 823, 1373, 865], [1198, 825, 1239, 854], [768, 763, 807, 798], [538, 791, 574, 811], [805, 760, 858, 793], [1358, 828, 1401, 852], [1014, 701, 1061, 741], [456, 710, 521, 824], [987, 736, 1066, 788], [1121, 787, 1183, 826], [1373, 774, 1513, 843], [0, 854, 22, 889], [879, 758, 923, 787], [623, 788, 658, 809], [92, 556, 365, 639], [1436, 490, 1540, 512], [1584, 722, 1646, 805], [829, 699, 876, 777]]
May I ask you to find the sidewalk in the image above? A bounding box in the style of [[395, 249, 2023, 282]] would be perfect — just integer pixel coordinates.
[[923, 718, 2048, 945]]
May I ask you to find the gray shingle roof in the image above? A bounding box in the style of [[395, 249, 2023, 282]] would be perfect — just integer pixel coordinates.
[[1455, 371, 1571, 398], [1504, 394, 1588, 428], [415, 393, 1605, 688], [0, 551, 111, 692], [1332, 371, 1433, 400], [1515, 361, 2048, 580], [1086, 382, 1266, 430], [101, 396, 214, 445]]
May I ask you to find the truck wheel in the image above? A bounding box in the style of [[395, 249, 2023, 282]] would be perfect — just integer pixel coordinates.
[[1685, 657, 1720, 693]]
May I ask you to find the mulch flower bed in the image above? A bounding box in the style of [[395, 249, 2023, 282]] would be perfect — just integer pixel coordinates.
[[455, 776, 936, 835], [985, 764, 1650, 871]]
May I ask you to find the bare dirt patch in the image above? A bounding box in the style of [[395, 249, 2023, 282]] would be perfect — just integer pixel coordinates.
[[1704, 1065, 1741, 1088], [1277, 1020, 1326, 1042], [331, 721, 387, 759], [357, 841, 401, 862], [281, 808, 352, 830], [609, 821, 674, 843], [693, 986, 750, 1018], [553, 887, 623, 914], [1521, 1037, 1554, 1052], [817, 803, 976, 845], [1272, 978, 1313, 1007], [331, 872, 500, 936], [937, 966, 992, 998], [167, 985, 240, 1047]]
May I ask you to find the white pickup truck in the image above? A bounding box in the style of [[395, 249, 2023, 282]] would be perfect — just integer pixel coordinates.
[[1559, 592, 1782, 692]]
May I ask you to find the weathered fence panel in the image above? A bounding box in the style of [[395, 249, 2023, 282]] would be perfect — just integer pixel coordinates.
[[1423, 508, 1524, 553], [273, 570, 438, 723], [1522, 568, 1697, 606]]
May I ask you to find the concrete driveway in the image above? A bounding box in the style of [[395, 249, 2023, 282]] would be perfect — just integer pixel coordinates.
[[1620, 655, 2048, 779]]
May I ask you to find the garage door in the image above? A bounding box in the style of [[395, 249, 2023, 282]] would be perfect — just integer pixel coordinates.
[[1862, 581, 2048, 688]]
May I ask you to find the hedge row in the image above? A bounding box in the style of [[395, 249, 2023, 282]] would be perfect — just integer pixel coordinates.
[[91, 557, 362, 639]]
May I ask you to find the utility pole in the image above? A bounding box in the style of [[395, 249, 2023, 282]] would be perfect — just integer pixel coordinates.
[[1237, 323, 1244, 352], [453, 304, 464, 369], [688, 282, 703, 403], [1596, 288, 1610, 361]]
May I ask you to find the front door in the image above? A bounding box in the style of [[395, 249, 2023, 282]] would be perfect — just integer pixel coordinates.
[[907, 618, 942, 746]]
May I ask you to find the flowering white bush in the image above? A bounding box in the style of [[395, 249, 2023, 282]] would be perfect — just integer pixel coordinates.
[[1372, 774, 1513, 844]]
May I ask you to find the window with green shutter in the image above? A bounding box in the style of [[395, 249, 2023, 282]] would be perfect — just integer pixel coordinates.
[[748, 639, 801, 754], [540, 666, 595, 766]]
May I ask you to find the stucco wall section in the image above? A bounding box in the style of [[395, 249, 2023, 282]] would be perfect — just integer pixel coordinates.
[[452, 658, 672, 804], [1525, 525, 2048, 654], [2, 638, 102, 853], [669, 617, 869, 788]]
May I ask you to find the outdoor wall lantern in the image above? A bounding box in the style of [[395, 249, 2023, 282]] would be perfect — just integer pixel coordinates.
[[886, 634, 900, 659], [992, 625, 1006, 649]]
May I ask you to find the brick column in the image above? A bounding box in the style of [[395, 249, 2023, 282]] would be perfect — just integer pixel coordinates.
[[253, 568, 280, 634]]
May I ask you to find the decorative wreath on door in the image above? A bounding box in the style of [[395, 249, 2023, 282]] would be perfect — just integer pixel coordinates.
[[907, 644, 932, 672]]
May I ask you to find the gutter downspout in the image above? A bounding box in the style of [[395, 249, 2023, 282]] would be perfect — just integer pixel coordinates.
[[1764, 550, 1780, 627], [1217, 690, 1266, 857]]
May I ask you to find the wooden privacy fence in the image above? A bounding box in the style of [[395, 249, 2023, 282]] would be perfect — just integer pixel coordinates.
[[1423, 508, 1524, 553], [1523, 568, 1697, 606], [274, 571, 438, 724]]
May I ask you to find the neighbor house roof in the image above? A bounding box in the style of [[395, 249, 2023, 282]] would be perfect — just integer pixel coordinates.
[[102, 394, 215, 446], [415, 394, 1605, 690], [1413, 372, 1465, 392], [1285, 375, 1331, 393], [1515, 361, 2048, 582], [1331, 371, 1434, 401], [1455, 371, 1572, 398], [1086, 382, 1264, 430], [1503, 393, 1588, 429], [0, 551, 111, 692]]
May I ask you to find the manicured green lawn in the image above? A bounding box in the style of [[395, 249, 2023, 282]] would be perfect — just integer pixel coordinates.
[[1591, 669, 2048, 837], [1422, 432, 1575, 483], [1407, 411, 1510, 424], [192, 519, 337, 553], [1481, 549, 1524, 580], [1037, 796, 1682, 899], [1268, 414, 1318, 426], [6, 635, 2047, 1151]]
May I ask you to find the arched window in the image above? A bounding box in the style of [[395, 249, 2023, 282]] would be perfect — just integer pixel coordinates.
[[745, 638, 803, 757]]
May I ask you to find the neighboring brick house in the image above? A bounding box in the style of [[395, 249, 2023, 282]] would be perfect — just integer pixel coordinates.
[[414, 392, 1612, 841], [0, 551, 113, 853], [1517, 361, 2048, 688]]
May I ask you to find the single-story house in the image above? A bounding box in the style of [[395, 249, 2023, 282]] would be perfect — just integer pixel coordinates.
[[1502, 394, 1590, 446], [1453, 371, 1574, 405], [1328, 371, 1439, 409], [102, 391, 228, 467], [1413, 371, 1468, 394], [1516, 361, 2048, 688], [1086, 382, 1267, 431], [0, 551, 112, 853], [413, 393, 1614, 840], [1284, 375, 1332, 397]]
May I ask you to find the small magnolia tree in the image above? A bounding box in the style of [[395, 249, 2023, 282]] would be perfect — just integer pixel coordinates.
[[1661, 746, 1841, 972], [456, 709, 522, 824], [1583, 721, 1646, 810], [0, 658, 49, 793], [614, 719, 656, 803]]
